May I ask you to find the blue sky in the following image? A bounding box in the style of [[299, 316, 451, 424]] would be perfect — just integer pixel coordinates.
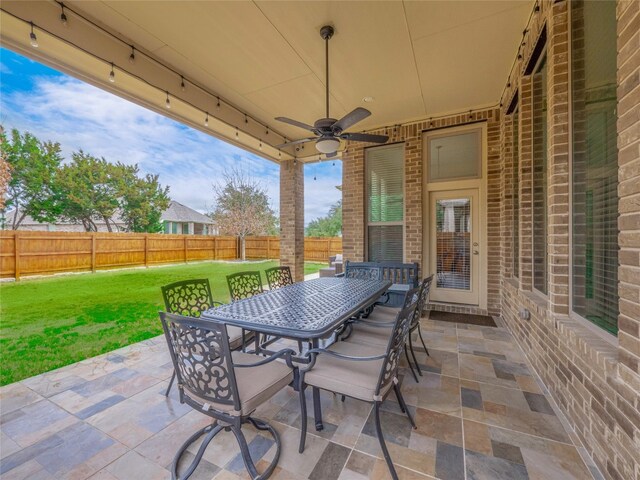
[[0, 48, 342, 225]]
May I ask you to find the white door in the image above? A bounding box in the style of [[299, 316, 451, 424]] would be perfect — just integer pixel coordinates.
[[429, 189, 480, 305]]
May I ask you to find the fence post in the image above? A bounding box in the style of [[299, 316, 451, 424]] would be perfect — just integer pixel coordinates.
[[144, 235, 149, 267], [91, 233, 96, 272], [184, 236, 188, 263], [14, 232, 20, 281]]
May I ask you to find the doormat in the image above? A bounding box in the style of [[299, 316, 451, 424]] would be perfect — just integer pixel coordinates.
[[428, 310, 497, 327]]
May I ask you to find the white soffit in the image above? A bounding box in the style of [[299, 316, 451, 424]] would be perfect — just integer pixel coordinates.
[[0, 0, 534, 163]]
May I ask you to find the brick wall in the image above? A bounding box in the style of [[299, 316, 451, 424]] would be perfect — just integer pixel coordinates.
[[498, 1, 640, 479], [279, 159, 304, 281], [342, 109, 501, 315]]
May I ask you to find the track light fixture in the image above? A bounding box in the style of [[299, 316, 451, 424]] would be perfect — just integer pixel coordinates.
[[259, 140, 263, 150], [216, 97, 221, 109], [244, 114, 248, 124], [109, 63, 115, 83], [129, 46, 135, 64], [204, 112, 209, 127], [60, 3, 68, 27], [29, 22, 38, 48], [180, 76, 186, 92], [235, 127, 239, 139], [165, 91, 171, 109]]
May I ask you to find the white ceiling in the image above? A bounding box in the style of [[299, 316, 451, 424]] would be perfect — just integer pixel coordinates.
[[63, 0, 533, 141]]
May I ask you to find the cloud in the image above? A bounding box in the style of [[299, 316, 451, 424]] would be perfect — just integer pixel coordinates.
[[0, 74, 342, 223]]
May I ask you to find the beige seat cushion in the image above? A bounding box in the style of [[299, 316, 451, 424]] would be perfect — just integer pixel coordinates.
[[304, 342, 391, 402], [367, 306, 400, 323], [186, 351, 293, 416], [228, 326, 253, 350], [349, 323, 392, 348]]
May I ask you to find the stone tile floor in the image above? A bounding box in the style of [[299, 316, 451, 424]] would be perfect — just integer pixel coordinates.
[[0, 315, 604, 480]]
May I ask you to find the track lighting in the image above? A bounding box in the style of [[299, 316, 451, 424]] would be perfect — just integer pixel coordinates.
[[235, 127, 239, 139], [216, 97, 220, 109], [60, 3, 68, 27], [180, 76, 186, 92], [204, 112, 209, 127], [29, 23, 38, 48], [259, 140, 263, 150], [109, 63, 115, 83], [245, 114, 248, 124], [129, 46, 135, 64], [165, 91, 171, 109]]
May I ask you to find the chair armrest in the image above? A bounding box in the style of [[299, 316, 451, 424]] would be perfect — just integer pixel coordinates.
[[234, 348, 296, 369], [335, 272, 345, 278], [300, 347, 386, 373], [212, 301, 225, 307]]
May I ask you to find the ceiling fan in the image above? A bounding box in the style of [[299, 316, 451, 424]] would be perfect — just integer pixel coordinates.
[[275, 25, 388, 157]]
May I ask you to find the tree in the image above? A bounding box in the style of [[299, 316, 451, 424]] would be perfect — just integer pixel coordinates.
[[306, 200, 342, 237], [57, 152, 170, 233], [0, 147, 11, 212], [118, 167, 170, 233], [56, 152, 121, 231], [210, 169, 277, 260], [1, 127, 63, 229]]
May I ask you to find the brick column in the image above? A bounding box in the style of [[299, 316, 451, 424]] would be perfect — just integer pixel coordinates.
[[342, 147, 365, 262], [500, 113, 515, 280], [280, 159, 304, 281], [546, 0, 570, 315]]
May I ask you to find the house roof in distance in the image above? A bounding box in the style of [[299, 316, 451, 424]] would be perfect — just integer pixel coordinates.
[[161, 201, 214, 224]]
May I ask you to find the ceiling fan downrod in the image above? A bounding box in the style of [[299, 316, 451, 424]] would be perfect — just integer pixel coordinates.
[[320, 25, 334, 119]]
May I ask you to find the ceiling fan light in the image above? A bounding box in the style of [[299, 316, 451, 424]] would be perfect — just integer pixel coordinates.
[[316, 137, 340, 154]]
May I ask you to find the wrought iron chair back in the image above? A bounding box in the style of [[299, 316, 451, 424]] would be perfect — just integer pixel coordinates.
[[160, 312, 241, 412], [379, 262, 419, 287], [375, 296, 418, 396], [265, 266, 293, 290], [411, 275, 434, 329], [344, 261, 382, 281], [227, 271, 264, 301], [161, 278, 220, 318]]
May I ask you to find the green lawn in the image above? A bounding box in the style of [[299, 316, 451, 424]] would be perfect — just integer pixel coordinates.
[[0, 261, 324, 385]]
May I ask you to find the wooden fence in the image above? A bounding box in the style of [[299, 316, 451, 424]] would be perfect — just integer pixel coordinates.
[[244, 236, 342, 262], [0, 231, 341, 280]]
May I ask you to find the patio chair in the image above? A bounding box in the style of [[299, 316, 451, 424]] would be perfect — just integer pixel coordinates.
[[227, 271, 264, 301], [343, 261, 382, 280], [161, 279, 252, 397], [345, 275, 434, 383], [296, 302, 418, 480], [159, 312, 295, 480], [265, 266, 293, 290]]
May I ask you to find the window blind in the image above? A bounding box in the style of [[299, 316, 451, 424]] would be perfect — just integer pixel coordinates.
[[571, 0, 618, 334], [366, 144, 404, 262]]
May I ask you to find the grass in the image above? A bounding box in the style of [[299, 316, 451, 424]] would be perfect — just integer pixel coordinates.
[[0, 260, 325, 385]]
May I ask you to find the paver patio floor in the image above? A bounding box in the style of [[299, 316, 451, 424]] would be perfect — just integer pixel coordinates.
[[0, 315, 603, 480]]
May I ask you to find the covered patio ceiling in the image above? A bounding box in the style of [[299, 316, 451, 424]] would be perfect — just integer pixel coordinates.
[[1, 1, 532, 163]]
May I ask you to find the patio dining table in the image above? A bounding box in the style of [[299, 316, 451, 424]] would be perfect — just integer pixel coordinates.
[[201, 276, 391, 430]]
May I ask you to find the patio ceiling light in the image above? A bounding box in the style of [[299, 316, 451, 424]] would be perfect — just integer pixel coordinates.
[[109, 63, 115, 83], [129, 46, 135, 64], [60, 3, 68, 27], [315, 137, 340, 154], [29, 22, 38, 48]]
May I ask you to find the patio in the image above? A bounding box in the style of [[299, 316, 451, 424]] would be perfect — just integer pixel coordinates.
[[1, 314, 601, 480]]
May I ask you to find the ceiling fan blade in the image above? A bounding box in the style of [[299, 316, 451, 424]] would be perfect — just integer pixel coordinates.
[[275, 137, 316, 148], [340, 132, 388, 143], [275, 117, 317, 132], [332, 107, 371, 133]]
